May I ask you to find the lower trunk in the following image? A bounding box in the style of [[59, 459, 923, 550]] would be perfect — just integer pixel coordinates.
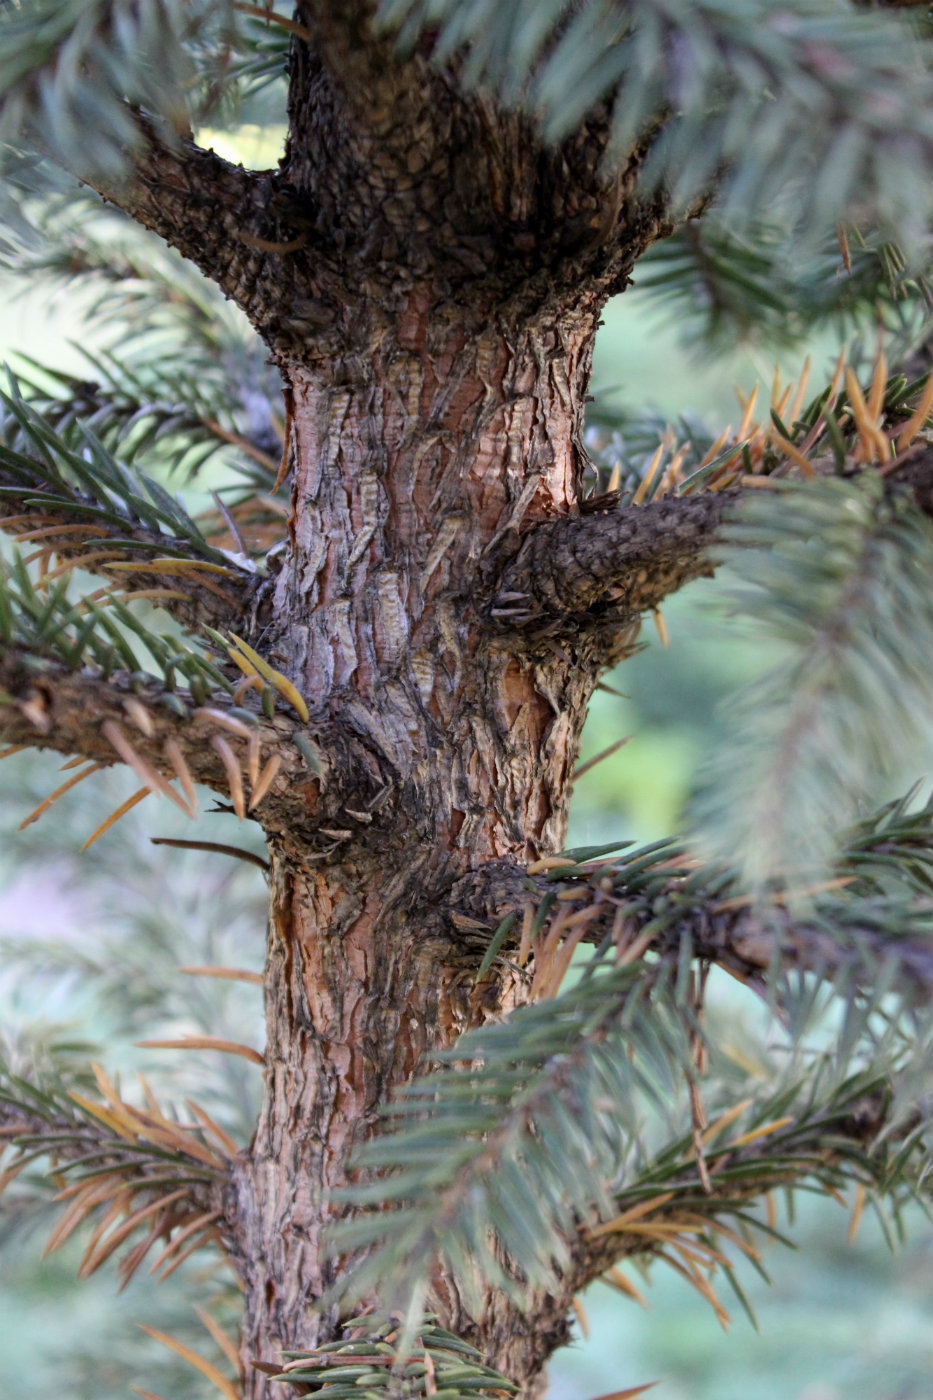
[[231, 295, 612, 1394], [234, 857, 543, 1389]]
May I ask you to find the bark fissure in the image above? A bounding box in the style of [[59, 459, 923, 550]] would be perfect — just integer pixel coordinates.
[[196, 16, 690, 1388], [13, 14, 705, 1395], [231, 288, 632, 1389]]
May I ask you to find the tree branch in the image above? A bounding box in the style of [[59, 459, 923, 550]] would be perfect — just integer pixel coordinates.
[[489, 447, 933, 656], [0, 379, 266, 633], [456, 1073, 903, 1383], [552, 1075, 906, 1352], [489, 491, 729, 646], [665, 900, 933, 1002], [0, 492, 259, 635], [0, 1099, 220, 1206], [0, 652, 332, 841], [344, 853, 927, 1384], [446, 855, 933, 1005], [47, 112, 316, 338], [0, 1084, 227, 1286]]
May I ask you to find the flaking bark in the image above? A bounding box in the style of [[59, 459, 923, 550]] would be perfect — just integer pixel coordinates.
[[230, 299, 617, 1389], [0, 6, 809, 1397], [3, 11, 686, 1388]]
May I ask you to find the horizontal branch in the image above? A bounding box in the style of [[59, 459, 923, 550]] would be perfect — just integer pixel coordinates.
[[489, 491, 729, 645], [414, 848, 930, 1378], [0, 1099, 219, 1201], [0, 493, 258, 635], [487, 449, 933, 662], [0, 1082, 227, 1286], [446, 856, 933, 1005], [0, 651, 338, 842], [0, 384, 262, 632], [664, 900, 933, 1003], [350, 847, 927, 1381], [564, 1072, 901, 1308], [471, 1071, 901, 1378]]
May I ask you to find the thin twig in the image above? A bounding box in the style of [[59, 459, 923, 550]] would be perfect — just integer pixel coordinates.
[[150, 838, 269, 872]]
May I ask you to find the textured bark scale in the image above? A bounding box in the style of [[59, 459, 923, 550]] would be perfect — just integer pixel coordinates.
[[273, 307, 601, 846], [12, 9, 680, 1394], [198, 10, 685, 1386], [232, 298, 616, 1391]]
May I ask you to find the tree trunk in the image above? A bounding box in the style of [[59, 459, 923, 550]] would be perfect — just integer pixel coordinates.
[[230, 298, 612, 1394], [0, 22, 675, 1385], [6, 11, 933, 1399], [140, 17, 676, 1388]]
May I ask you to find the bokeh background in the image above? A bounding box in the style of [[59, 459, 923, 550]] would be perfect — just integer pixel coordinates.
[[0, 127, 930, 1400]]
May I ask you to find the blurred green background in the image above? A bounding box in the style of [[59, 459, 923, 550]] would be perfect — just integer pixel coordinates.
[[0, 180, 930, 1400]]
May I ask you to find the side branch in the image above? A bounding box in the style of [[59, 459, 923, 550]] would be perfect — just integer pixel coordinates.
[[0, 494, 258, 634], [484, 1076, 904, 1382], [561, 1074, 904, 1319], [74, 114, 311, 329], [336, 856, 927, 1386], [0, 1100, 220, 1209], [0, 403, 260, 633], [0, 1074, 227, 1287], [490, 492, 728, 644], [490, 412, 933, 649], [0, 651, 334, 841], [672, 899, 933, 1003], [447, 857, 933, 1005]]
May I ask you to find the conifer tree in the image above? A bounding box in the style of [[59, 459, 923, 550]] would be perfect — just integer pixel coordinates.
[[1, 3, 931, 1397]]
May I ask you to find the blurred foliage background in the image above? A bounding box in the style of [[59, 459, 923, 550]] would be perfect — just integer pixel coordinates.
[[0, 142, 931, 1400]]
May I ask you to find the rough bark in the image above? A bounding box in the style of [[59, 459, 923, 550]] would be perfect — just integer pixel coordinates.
[[227, 296, 620, 1391], [204, 26, 683, 1378], [490, 490, 729, 650], [0, 1, 929, 1394], [0, 8, 779, 1398]]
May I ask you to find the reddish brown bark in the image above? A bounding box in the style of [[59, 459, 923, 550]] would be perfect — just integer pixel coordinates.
[[8, 11, 679, 1395], [151, 13, 675, 1383], [270, 304, 603, 849], [1, 7, 929, 1397], [229, 300, 619, 1392]]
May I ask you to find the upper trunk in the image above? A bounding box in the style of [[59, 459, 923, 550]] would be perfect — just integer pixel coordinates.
[[270, 297, 604, 862]]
